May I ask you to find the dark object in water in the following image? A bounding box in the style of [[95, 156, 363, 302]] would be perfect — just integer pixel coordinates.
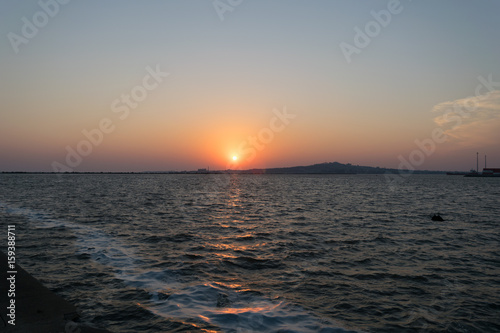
[[431, 214, 444, 221]]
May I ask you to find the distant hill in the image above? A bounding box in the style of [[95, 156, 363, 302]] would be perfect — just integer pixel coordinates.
[[229, 162, 445, 175]]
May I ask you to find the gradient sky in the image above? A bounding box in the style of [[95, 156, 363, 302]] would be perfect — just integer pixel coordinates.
[[1, 0, 499, 172]]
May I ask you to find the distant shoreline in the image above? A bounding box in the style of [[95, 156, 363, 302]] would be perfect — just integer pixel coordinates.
[[0, 161, 452, 175], [0, 171, 446, 174]]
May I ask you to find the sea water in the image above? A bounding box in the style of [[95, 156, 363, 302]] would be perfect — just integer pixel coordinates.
[[0, 174, 499, 332]]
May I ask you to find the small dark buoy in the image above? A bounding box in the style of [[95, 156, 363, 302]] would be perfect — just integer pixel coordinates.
[[431, 214, 444, 221]]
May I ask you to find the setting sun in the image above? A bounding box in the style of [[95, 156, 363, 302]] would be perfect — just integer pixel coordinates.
[[232, 156, 238, 161]]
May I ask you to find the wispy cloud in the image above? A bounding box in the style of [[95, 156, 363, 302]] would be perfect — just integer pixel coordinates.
[[432, 90, 500, 147]]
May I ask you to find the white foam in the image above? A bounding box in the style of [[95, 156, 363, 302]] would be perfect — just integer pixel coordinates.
[[0, 203, 66, 229], [1, 202, 357, 332], [145, 282, 354, 332]]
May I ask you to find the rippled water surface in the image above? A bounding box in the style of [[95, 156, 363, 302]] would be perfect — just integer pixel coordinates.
[[0, 174, 499, 332]]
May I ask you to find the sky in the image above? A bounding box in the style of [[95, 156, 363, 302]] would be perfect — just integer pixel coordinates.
[[1, 0, 499, 172]]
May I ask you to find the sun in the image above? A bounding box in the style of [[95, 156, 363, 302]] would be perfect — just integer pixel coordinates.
[[232, 156, 238, 161]]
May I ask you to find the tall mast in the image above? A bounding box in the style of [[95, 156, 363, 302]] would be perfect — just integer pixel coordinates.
[[485, 155, 487, 169]]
